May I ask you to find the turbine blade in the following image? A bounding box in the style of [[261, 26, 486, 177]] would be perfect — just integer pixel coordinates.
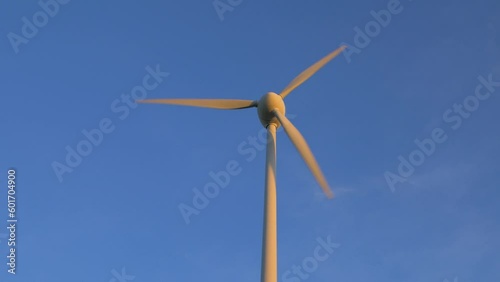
[[136, 98, 258, 110], [272, 109, 334, 198], [279, 45, 346, 99]]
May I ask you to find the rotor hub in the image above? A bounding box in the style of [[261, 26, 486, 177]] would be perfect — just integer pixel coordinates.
[[257, 92, 286, 128]]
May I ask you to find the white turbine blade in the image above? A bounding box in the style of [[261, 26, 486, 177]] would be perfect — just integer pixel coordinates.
[[273, 109, 334, 198], [279, 45, 346, 99], [137, 98, 258, 110]]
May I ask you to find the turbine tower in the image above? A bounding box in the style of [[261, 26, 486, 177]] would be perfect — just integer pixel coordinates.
[[138, 45, 346, 282]]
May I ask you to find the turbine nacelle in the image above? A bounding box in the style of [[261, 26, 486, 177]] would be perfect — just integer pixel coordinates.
[[257, 92, 286, 128]]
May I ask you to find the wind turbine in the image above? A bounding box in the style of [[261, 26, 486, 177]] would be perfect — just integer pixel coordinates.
[[137, 45, 346, 282]]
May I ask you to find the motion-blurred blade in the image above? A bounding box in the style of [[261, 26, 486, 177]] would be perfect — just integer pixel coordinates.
[[279, 45, 346, 99], [137, 98, 258, 110], [272, 109, 334, 198]]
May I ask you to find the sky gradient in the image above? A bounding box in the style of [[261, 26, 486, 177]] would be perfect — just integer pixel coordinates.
[[1, 0, 499, 281]]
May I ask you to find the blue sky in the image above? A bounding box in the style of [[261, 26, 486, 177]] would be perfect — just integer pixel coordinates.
[[1, 0, 499, 281]]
